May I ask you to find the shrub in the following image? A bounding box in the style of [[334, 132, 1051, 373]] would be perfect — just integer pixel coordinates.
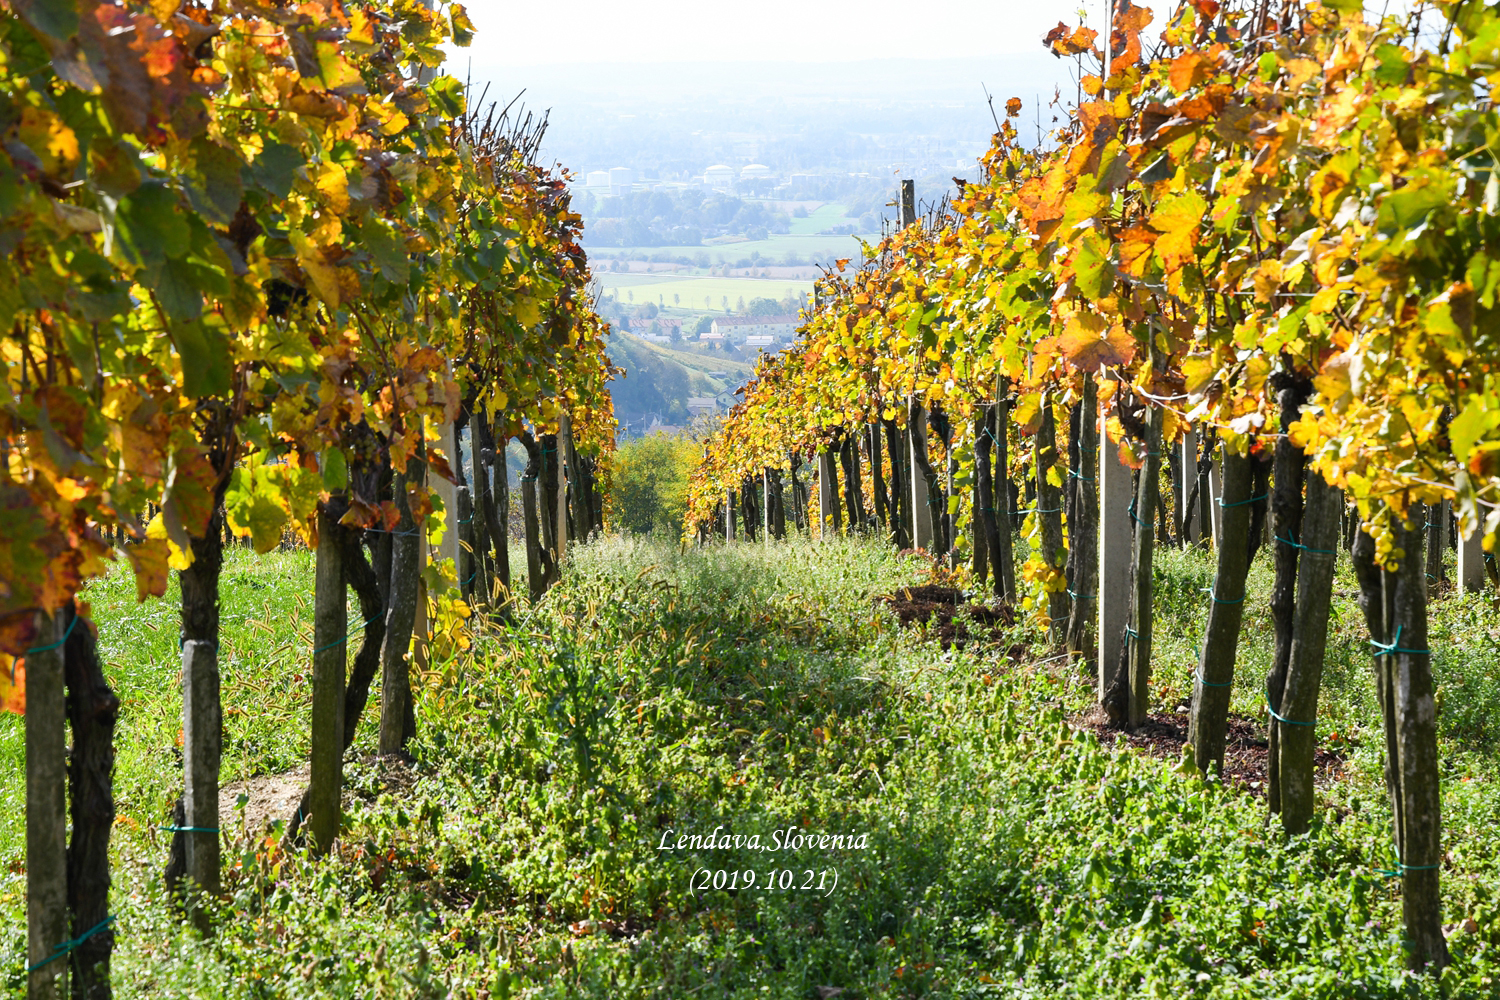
[[609, 432, 701, 535]]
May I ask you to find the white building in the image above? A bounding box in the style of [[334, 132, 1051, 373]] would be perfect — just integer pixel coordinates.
[[704, 165, 735, 190], [608, 166, 633, 196], [585, 170, 610, 188], [745, 335, 777, 350], [687, 397, 719, 416], [740, 164, 772, 181], [711, 315, 799, 341]]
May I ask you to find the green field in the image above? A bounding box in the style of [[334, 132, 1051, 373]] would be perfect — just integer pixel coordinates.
[[787, 203, 854, 235], [598, 272, 814, 314], [594, 232, 877, 264]]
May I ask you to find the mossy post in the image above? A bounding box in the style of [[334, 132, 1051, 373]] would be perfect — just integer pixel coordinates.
[[1272, 470, 1341, 834], [1187, 445, 1252, 773], [817, 451, 835, 538], [1122, 404, 1164, 726], [1267, 372, 1311, 809], [380, 449, 422, 755], [27, 611, 67, 1000], [310, 504, 346, 856], [1097, 406, 1132, 708], [1354, 516, 1448, 970]]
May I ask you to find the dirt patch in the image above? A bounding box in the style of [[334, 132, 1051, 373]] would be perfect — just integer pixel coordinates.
[[218, 756, 417, 842], [218, 766, 310, 841], [1071, 708, 1347, 793], [880, 585, 1018, 652]]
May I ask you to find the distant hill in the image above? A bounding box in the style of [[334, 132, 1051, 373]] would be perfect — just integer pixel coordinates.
[[606, 332, 755, 433]]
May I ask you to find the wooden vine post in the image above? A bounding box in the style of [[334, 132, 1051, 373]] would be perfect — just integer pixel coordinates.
[[1187, 445, 1253, 773], [1352, 520, 1448, 971], [27, 613, 67, 1000], [309, 506, 346, 856], [181, 639, 220, 932], [1097, 402, 1132, 706], [555, 414, 572, 563], [381, 447, 423, 755], [1270, 471, 1342, 833], [817, 453, 835, 538], [1122, 404, 1165, 725]]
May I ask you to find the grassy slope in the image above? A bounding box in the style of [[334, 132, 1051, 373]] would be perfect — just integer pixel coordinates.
[[1, 536, 1498, 997]]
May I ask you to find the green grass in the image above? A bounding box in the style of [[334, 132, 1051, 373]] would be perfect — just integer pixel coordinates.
[[597, 273, 815, 314], [3, 535, 1500, 997]]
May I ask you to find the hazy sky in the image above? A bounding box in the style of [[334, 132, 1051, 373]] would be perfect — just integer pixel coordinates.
[[453, 0, 1102, 68]]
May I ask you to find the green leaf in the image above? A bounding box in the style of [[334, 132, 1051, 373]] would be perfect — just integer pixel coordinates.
[[1450, 396, 1497, 462], [13, 0, 80, 41], [246, 142, 305, 200], [1073, 231, 1113, 300], [171, 321, 232, 398], [155, 257, 204, 321], [322, 448, 348, 490], [359, 218, 411, 283], [189, 140, 245, 224], [115, 182, 189, 269]]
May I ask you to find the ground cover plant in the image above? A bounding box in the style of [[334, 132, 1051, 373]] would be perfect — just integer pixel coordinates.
[[5, 534, 1499, 997]]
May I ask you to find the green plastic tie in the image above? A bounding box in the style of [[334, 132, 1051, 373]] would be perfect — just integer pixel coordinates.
[[1264, 684, 1314, 727], [28, 915, 114, 972], [1218, 493, 1267, 508], [160, 825, 219, 834], [1195, 671, 1232, 689], [1068, 590, 1095, 601], [311, 612, 383, 655], [25, 615, 78, 654], [1275, 533, 1335, 556], [1202, 586, 1244, 605], [1369, 625, 1429, 658], [1375, 855, 1441, 878]]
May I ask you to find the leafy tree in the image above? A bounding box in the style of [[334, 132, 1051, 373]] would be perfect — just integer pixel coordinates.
[[610, 433, 701, 535]]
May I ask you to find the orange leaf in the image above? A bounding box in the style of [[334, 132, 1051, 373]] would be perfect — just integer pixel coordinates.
[[1058, 314, 1136, 373]]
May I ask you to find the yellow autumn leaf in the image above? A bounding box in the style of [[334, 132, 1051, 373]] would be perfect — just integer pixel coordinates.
[[146, 513, 194, 571], [314, 160, 350, 214]]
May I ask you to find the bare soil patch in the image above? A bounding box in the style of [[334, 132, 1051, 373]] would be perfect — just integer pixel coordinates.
[[1071, 708, 1348, 793], [880, 584, 1018, 652], [218, 755, 417, 842]]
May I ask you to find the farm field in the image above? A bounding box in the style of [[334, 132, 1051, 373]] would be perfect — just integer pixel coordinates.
[[596, 272, 815, 314], [4, 535, 1499, 997], [786, 203, 855, 235], [595, 233, 877, 263]]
